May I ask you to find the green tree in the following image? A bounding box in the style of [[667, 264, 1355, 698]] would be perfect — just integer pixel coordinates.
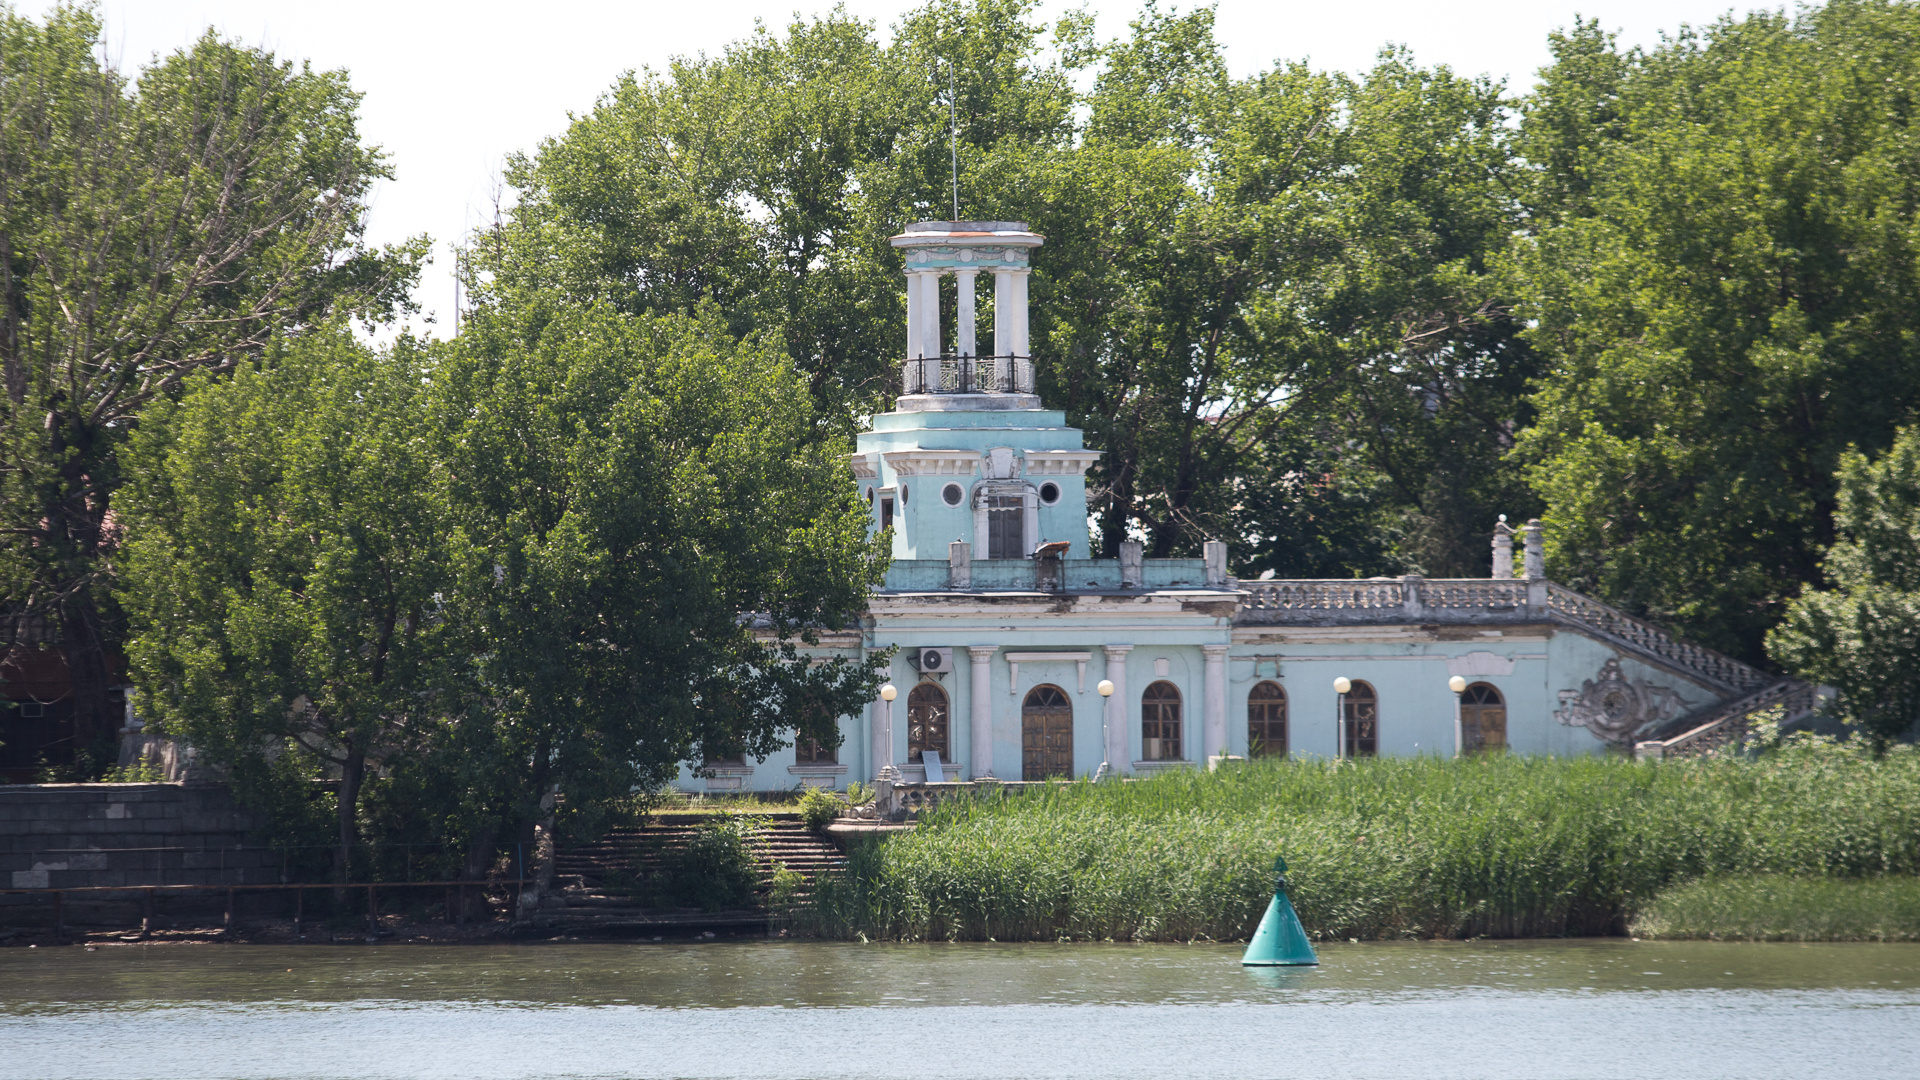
[[1770, 428, 1920, 747], [1512, 2, 1920, 664], [470, 0, 1534, 576], [119, 329, 450, 883], [433, 300, 886, 848], [0, 5, 424, 769]]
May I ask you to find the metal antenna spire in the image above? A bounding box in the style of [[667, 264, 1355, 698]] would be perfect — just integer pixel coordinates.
[[948, 60, 960, 221]]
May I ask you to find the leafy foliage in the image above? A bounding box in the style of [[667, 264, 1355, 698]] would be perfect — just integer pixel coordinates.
[[432, 301, 887, 843], [0, 6, 424, 761], [467, 0, 1536, 575], [1769, 428, 1920, 745], [119, 328, 450, 879], [1512, 2, 1920, 664]]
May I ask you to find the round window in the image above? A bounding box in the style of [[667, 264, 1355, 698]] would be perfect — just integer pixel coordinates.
[[866, 487, 874, 504], [1039, 482, 1061, 505], [901, 484, 909, 504], [942, 482, 964, 507]]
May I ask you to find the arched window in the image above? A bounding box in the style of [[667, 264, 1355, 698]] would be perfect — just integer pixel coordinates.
[[906, 683, 949, 764], [1021, 684, 1073, 779], [1142, 681, 1183, 761], [1248, 681, 1287, 758], [1342, 681, 1378, 758], [1461, 682, 1507, 753]]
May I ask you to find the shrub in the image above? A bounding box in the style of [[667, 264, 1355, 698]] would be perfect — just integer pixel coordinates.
[[799, 787, 842, 831], [667, 814, 764, 911]]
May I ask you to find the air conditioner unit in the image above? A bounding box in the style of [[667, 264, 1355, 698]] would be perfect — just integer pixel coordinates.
[[909, 647, 954, 675]]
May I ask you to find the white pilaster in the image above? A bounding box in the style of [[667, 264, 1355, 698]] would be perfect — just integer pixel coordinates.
[[1202, 644, 1229, 761], [968, 645, 997, 778], [1104, 644, 1133, 774], [955, 269, 978, 358]]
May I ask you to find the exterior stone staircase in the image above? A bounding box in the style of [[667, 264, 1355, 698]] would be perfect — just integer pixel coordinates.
[[535, 811, 845, 933], [1634, 679, 1835, 759]]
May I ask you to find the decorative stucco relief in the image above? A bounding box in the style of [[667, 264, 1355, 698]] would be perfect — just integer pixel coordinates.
[[1554, 658, 1683, 743]]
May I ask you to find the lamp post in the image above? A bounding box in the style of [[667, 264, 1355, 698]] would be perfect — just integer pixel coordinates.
[[878, 683, 899, 781], [1094, 679, 1116, 781], [1449, 675, 1467, 758], [1333, 677, 1351, 760]]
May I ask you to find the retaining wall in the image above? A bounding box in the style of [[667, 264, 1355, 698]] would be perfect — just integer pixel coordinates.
[[1, 782, 275, 891]]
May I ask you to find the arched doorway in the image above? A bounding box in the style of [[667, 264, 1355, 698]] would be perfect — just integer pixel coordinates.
[[906, 683, 950, 765], [1461, 682, 1507, 753], [1021, 684, 1073, 779], [1142, 680, 1183, 761], [1343, 681, 1378, 758], [1248, 681, 1287, 757]]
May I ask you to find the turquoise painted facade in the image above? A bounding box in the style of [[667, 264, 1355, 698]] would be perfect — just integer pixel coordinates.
[[677, 223, 1795, 794]]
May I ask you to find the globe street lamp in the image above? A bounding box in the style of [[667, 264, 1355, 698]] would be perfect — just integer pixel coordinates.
[[1095, 679, 1116, 781], [1448, 675, 1468, 758], [1332, 677, 1351, 760], [877, 683, 899, 781]]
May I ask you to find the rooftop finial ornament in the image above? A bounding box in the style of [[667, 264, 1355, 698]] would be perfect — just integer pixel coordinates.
[[1241, 855, 1319, 966]]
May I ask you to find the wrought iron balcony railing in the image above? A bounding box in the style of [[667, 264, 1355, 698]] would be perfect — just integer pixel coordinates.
[[901, 355, 1035, 395]]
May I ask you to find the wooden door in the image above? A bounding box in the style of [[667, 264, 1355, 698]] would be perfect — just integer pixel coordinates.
[[1021, 685, 1073, 779]]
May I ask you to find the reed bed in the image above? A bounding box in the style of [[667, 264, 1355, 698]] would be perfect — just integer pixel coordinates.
[[1631, 875, 1920, 941], [802, 744, 1920, 942]]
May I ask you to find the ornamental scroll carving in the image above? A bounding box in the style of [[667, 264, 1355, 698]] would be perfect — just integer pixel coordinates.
[[1554, 658, 1683, 743]]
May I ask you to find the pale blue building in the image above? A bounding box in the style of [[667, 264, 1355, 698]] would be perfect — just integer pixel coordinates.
[[682, 222, 1819, 795]]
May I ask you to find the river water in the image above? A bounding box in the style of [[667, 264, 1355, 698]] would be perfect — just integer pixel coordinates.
[[2, 939, 1916, 1079]]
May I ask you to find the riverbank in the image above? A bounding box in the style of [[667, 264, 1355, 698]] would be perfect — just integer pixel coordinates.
[[799, 743, 1920, 942], [1633, 875, 1920, 941]]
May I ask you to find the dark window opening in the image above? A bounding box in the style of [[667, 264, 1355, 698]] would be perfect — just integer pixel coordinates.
[[907, 683, 949, 764], [987, 495, 1022, 558], [795, 733, 838, 765], [1142, 681, 1183, 761], [1461, 682, 1507, 753], [1248, 681, 1287, 758], [880, 497, 895, 532], [1342, 681, 1378, 757]]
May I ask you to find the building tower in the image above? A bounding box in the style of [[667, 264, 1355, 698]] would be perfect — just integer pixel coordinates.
[[852, 222, 1101, 560]]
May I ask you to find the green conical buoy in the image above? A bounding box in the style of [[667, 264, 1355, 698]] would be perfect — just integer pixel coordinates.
[[1241, 856, 1318, 966]]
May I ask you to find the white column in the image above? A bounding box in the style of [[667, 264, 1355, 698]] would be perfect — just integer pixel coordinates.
[[955, 269, 978, 358], [1010, 269, 1032, 393], [993, 270, 1014, 358], [905, 271, 926, 358], [1104, 644, 1133, 774], [968, 645, 996, 778], [1202, 644, 1229, 762], [919, 270, 943, 362]]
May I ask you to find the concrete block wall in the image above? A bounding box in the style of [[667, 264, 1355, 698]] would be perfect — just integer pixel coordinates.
[[1, 782, 275, 891]]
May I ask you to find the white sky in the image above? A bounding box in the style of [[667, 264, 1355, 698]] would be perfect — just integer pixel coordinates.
[[30, 0, 1776, 336]]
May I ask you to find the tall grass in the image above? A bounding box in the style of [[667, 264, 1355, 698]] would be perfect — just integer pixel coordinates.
[[1631, 875, 1920, 941], [802, 742, 1920, 941]]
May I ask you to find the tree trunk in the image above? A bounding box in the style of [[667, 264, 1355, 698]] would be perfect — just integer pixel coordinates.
[[332, 745, 366, 904], [57, 595, 115, 777], [459, 823, 498, 923]]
